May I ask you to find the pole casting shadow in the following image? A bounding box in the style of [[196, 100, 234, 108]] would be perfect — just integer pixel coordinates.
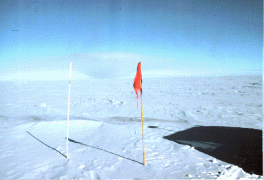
[[162, 126, 262, 175]]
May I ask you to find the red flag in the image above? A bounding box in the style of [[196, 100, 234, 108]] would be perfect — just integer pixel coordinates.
[[133, 62, 142, 108]]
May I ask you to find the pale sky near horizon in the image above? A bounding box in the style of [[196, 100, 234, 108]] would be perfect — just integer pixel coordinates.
[[0, 0, 262, 80]]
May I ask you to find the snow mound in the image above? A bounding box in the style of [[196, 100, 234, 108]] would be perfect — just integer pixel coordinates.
[[218, 165, 263, 179]]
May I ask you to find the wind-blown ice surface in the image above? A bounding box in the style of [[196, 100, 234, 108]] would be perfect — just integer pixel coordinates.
[[0, 75, 262, 179]]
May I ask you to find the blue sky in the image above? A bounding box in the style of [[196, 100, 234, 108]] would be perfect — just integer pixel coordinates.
[[0, 0, 262, 80]]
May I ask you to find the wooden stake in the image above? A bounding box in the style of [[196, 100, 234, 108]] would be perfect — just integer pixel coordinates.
[[66, 62, 72, 158], [141, 81, 145, 165]]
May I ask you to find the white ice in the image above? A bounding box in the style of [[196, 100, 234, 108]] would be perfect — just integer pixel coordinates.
[[0, 75, 262, 179]]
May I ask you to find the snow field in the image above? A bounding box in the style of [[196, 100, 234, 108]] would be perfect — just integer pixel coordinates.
[[0, 75, 262, 178]]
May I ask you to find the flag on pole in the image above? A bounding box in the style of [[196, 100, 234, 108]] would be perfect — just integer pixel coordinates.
[[133, 62, 142, 108], [133, 62, 145, 165]]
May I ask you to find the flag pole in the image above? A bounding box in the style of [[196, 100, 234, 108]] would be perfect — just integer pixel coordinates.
[[66, 62, 72, 158], [141, 80, 145, 165]]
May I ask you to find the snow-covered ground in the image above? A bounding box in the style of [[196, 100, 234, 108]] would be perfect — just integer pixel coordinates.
[[0, 75, 262, 179]]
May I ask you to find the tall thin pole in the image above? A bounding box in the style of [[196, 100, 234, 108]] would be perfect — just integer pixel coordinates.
[[66, 62, 72, 158], [141, 81, 145, 165]]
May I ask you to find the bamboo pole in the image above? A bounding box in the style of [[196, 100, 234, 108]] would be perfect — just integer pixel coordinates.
[[141, 81, 145, 165], [66, 62, 72, 158]]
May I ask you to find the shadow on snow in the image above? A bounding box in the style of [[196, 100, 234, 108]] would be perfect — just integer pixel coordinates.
[[26, 131, 143, 165], [161, 126, 262, 175], [26, 131, 67, 158], [67, 138, 144, 165]]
